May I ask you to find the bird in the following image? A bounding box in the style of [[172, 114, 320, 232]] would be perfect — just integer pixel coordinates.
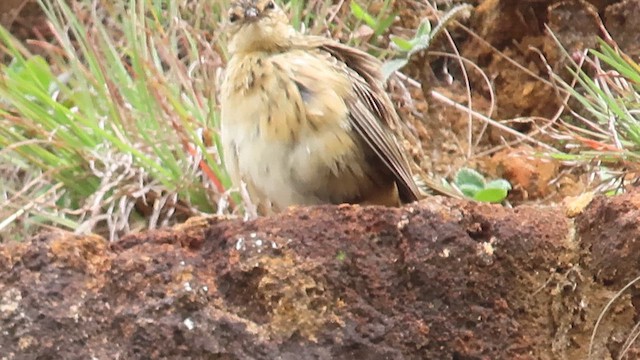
[[220, 0, 448, 215]]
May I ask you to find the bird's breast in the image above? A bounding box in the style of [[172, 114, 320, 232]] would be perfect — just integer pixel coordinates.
[[220, 52, 380, 209], [221, 55, 308, 145]]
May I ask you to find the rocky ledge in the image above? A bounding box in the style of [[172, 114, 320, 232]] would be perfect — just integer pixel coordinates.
[[2, 191, 640, 359]]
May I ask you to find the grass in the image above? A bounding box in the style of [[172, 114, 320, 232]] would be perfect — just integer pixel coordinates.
[[546, 32, 640, 195], [0, 0, 232, 240]]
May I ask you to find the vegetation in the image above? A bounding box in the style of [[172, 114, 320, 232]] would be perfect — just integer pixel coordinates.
[[1, 0, 639, 241], [0, 0, 230, 240], [550, 35, 640, 195], [454, 168, 511, 203]]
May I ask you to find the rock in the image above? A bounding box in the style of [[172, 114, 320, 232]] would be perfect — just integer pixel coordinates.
[[605, 0, 640, 58], [0, 0, 46, 41], [0, 0, 30, 30], [2, 193, 640, 358], [490, 146, 561, 201]]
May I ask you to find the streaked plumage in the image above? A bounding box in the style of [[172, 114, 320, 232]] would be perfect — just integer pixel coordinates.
[[220, 0, 424, 214]]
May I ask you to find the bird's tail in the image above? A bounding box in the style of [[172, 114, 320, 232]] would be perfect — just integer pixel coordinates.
[[413, 174, 464, 199]]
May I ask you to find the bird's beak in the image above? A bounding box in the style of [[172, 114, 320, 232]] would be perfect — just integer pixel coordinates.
[[244, 7, 259, 20]]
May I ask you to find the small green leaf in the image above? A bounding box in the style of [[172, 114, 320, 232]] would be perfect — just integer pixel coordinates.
[[550, 153, 580, 160], [455, 168, 486, 188], [5, 56, 56, 95], [415, 19, 432, 37], [27, 56, 55, 92], [374, 14, 396, 37], [485, 179, 512, 191], [350, 2, 376, 28], [458, 183, 481, 198], [381, 58, 408, 81], [336, 250, 347, 262], [408, 35, 430, 55], [390, 36, 414, 52], [349, 1, 365, 18], [473, 188, 509, 203]]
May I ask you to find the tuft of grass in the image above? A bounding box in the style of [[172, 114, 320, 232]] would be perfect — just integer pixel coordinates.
[[283, 0, 348, 35], [349, 1, 395, 39], [548, 33, 640, 194], [0, 0, 232, 240]]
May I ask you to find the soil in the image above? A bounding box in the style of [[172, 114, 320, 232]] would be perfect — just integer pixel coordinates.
[[2, 0, 640, 358], [2, 190, 640, 359], [388, 0, 640, 203]]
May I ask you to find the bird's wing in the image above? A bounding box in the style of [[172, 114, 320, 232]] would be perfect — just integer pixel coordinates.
[[306, 38, 422, 202], [282, 36, 463, 201], [270, 45, 420, 202]]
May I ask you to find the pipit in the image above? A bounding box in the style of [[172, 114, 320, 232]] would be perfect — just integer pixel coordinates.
[[220, 0, 442, 214]]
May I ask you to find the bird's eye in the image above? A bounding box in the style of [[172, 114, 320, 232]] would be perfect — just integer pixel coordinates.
[[229, 13, 240, 23], [265, 1, 275, 10]]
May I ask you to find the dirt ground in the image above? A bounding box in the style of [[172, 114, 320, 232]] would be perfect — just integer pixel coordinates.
[[389, 0, 639, 204]]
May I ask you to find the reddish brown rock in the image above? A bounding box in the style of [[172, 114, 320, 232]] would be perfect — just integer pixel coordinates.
[[0, 0, 30, 29], [2, 192, 640, 358], [489, 146, 561, 201], [605, 0, 640, 58]]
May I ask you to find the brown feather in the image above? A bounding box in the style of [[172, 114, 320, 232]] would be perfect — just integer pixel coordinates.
[[295, 36, 422, 202]]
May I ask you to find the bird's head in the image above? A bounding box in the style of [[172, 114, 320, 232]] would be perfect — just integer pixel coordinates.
[[226, 0, 294, 54]]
